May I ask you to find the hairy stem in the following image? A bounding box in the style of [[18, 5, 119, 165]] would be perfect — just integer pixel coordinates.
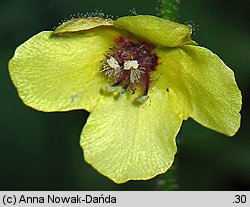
[[156, 0, 180, 21], [154, 0, 181, 191]]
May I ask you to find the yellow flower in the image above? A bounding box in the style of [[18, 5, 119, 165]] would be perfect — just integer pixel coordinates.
[[9, 15, 242, 183]]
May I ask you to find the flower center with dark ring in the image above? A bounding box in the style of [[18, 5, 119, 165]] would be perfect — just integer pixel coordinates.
[[101, 36, 158, 102]]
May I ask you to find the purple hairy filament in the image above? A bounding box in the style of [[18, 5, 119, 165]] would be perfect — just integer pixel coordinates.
[[101, 36, 158, 96]]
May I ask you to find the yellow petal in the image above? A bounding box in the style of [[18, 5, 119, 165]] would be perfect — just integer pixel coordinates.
[[9, 30, 117, 112], [114, 15, 192, 47], [155, 45, 242, 136], [80, 89, 183, 183], [54, 17, 113, 35]]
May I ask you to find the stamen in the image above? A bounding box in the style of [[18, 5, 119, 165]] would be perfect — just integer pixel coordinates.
[[107, 56, 120, 69], [101, 56, 121, 80], [105, 83, 118, 92], [136, 95, 149, 103], [130, 68, 144, 83], [124, 60, 139, 70]]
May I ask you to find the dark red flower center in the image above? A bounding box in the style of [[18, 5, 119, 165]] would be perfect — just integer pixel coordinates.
[[101, 36, 158, 102]]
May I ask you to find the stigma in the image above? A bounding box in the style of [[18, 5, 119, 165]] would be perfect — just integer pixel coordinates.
[[101, 36, 158, 102]]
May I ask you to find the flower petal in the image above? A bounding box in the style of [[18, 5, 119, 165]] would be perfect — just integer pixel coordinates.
[[80, 89, 183, 183], [114, 15, 193, 47], [155, 45, 242, 136], [9, 30, 117, 112], [54, 17, 113, 35]]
